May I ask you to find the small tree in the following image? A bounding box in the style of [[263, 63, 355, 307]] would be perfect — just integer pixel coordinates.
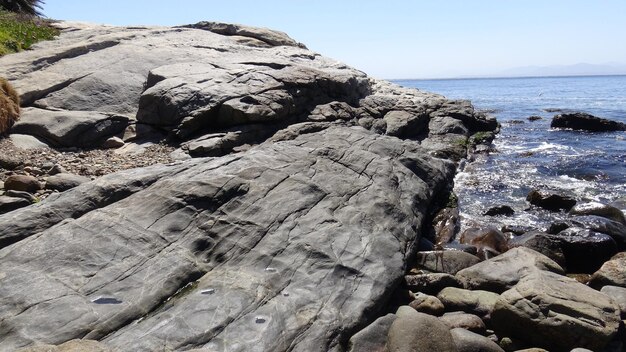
[[0, 0, 45, 17]]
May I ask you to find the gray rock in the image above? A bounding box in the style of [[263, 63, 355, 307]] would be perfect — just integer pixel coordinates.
[[456, 247, 565, 293], [569, 202, 626, 225], [15, 339, 112, 352], [459, 226, 509, 259], [508, 231, 566, 267], [437, 287, 500, 320], [570, 215, 626, 245], [439, 312, 486, 334], [0, 155, 22, 170], [348, 313, 396, 352], [8, 134, 50, 149], [102, 136, 125, 149], [450, 328, 504, 352], [405, 273, 462, 295], [181, 21, 307, 48], [553, 227, 617, 273], [387, 306, 459, 352], [0, 127, 456, 351], [491, 270, 621, 352], [45, 173, 91, 192], [4, 175, 41, 193], [384, 110, 427, 138], [0, 196, 31, 214], [409, 292, 445, 315], [4, 190, 38, 203], [590, 252, 626, 288], [415, 250, 481, 275], [600, 286, 626, 317]]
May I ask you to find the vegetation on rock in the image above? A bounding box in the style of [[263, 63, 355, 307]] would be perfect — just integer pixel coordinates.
[[0, 8, 58, 56]]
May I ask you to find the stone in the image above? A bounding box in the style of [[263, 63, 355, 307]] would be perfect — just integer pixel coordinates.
[[45, 173, 91, 192], [484, 205, 514, 216], [551, 112, 626, 132], [565, 215, 626, 246], [430, 206, 460, 245], [507, 231, 566, 267], [8, 134, 50, 149], [4, 190, 38, 203], [492, 270, 621, 352], [600, 286, 626, 317], [0, 196, 31, 214], [409, 292, 445, 315], [437, 287, 499, 320], [414, 250, 482, 275], [569, 202, 626, 225], [450, 328, 505, 352], [590, 252, 626, 288], [386, 306, 459, 352], [552, 227, 617, 273], [0, 155, 22, 170], [102, 136, 125, 149], [4, 175, 41, 193], [456, 247, 565, 293], [527, 115, 542, 121], [459, 226, 509, 259], [526, 189, 576, 212], [405, 273, 462, 295], [347, 313, 396, 352], [16, 339, 112, 352], [384, 110, 428, 138], [439, 312, 486, 334], [429, 115, 469, 136]]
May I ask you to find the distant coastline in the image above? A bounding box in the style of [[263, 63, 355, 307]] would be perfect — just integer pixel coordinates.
[[391, 73, 626, 82]]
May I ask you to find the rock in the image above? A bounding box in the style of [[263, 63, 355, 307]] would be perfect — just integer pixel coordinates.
[[430, 206, 460, 245], [182, 21, 307, 48], [442, 243, 479, 255], [450, 328, 505, 352], [491, 270, 621, 352], [415, 250, 482, 275], [590, 252, 626, 288], [501, 225, 532, 236], [386, 306, 459, 352], [456, 247, 565, 293], [0, 127, 458, 351], [459, 226, 509, 259], [45, 173, 91, 192], [484, 205, 514, 216], [600, 286, 626, 317], [8, 134, 50, 149], [508, 231, 566, 267], [405, 273, 462, 295], [564, 215, 626, 246], [384, 110, 428, 138], [437, 287, 499, 320], [569, 349, 594, 352], [439, 312, 486, 334], [347, 313, 396, 352], [526, 189, 576, 212], [552, 227, 617, 273], [0, 155, 22, 170], [551, 112, 626, 132], [569, 202, 626, 225], [10, 108, 130, 148], [16, 339, 112, 352], [4, 175, 41, 193], [429, 115, 469, 136], [0, 196, 31, 214], [409, 292, 445, 315], [527, 115, 542, 121], [102, 136, 125, 149], [4, 190, 38, 203]]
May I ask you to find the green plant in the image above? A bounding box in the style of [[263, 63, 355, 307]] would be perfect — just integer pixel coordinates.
[[0, 0, 44, 16], [0, 9, 58, 55]]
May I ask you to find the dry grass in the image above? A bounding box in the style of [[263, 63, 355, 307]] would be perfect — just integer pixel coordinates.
[[0, 77, 20, 134]]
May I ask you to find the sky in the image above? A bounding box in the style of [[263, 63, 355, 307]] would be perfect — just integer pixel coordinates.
[[42, 0, 626, 79]]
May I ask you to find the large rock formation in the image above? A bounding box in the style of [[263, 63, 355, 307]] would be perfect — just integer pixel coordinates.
[[0, 21, 497, 351]]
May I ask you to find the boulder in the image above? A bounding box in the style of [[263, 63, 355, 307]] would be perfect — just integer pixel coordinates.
[[384, 110, 428, 138], [347, 313, 396, 352], [600, 286, 626, 317], [414, 250, 481, 275], [102, 136, 125, 149], [430, 206, 460, 245], [552, 227, 617, 273], [0, 196, 31, 214], [590, 252, 626, 288], [437, 287, 499, 320], [459, 226, 508, 259], [526, 189, 576, 212], [507, 231, 566, 267], [456, 247, 565, 293], [569, 202, 626, 225], [45, 173, 91, 192], [450, 328, 505, 352], [439, 312, 486, 334], [4, 175, 41, 193], [564, 215, 626, 246], [404, 273, 462, 295], [484, 205, 514, 217], [551, 112, 626, 132], [409, 292, 445, 315], [491, 270, 621, 352], [386, 306, 459, 352]]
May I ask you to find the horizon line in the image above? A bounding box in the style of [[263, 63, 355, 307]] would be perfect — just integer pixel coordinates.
[[388, 73, 626, 82]]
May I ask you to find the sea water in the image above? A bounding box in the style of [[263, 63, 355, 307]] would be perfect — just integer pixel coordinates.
[[395, 75, 626, 230]]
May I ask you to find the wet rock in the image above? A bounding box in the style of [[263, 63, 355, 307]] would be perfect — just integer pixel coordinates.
[[459, 226, 508, 259], [45, 173, 91, 192], [590, 252, 626, 288], [441, 243, 478, 255], [347, 313, 396, 352], [437, 287, 499, 320], [450, 328, 505, 352], [551, 112, 626, 132], [415, 250, 481, 275], [484, 205, 514, 216], [439, 312, 486, 334], [552, 227, 617, 273], [527, 115, 542, 121], [491, 270, 621, 352], [569, 202, 626, 225], [409, 292, 445, 315], [456, 247, 565, 293], [507, 231, 565, 267], [386, 306, 459, 352], [405, 273, 462, 295], [526, 189, 576, 212], [559, 215, 626, 247], [4, 175, 41, 193], [600, 286, 626, 317], [0, 196, 31, 214]]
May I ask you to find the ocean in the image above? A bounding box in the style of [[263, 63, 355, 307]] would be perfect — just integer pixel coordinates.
[[395, 75, 626, 230]]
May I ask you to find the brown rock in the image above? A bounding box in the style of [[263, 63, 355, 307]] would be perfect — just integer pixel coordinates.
[[590, 252, 626, 288], [4, 175, 41, 193]]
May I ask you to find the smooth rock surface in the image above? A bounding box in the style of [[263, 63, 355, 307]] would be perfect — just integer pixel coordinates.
[[45, 173, 91, 191], [405, 273, 462, 295], [437, 287, 499, 320], [4, 175, 41, 193], [491, 270, 621, 352], [439, 312, 486, 334], [569, 202, 626, 225], [600, 285, 626, 317], [348, 313, 396, 352], [0, 196, 31, 214], [409, 292, 445, 315], [590, 252, 626, 288], [459, 226, 508, 259], [387, 306, 459, 352], [415, 250, 481, 275], [450, 328, 504, 352]]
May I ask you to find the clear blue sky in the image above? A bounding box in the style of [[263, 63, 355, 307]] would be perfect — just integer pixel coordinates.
[[43, 0, 626, 79]]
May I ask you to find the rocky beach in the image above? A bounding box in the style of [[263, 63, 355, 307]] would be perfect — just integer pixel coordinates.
[[0, 21, 624, 352]]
